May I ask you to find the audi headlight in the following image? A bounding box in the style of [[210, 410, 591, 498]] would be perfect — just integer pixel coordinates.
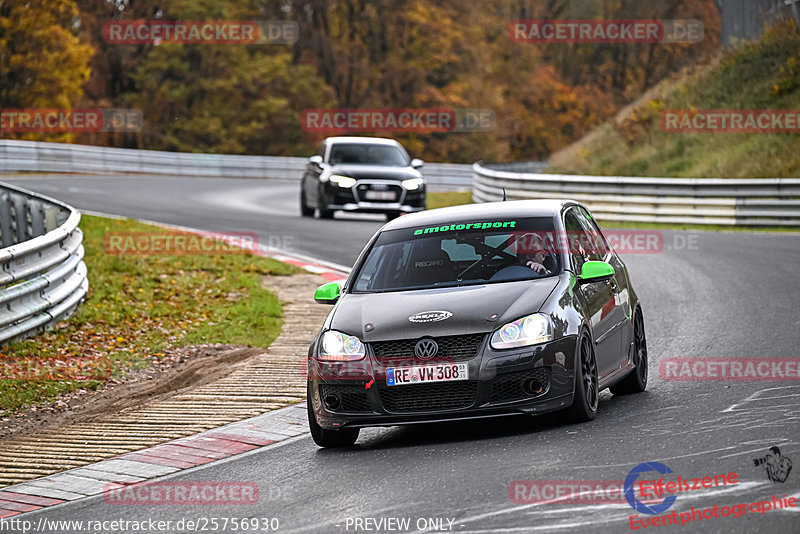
[[490, 313, 553, 350], [329, 175, 356, 188], [401, 178, 424, 190], [319, 330, 365, 361]]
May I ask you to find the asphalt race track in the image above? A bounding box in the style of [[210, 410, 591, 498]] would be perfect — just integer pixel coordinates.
[[8, 175, 379, 269], [4, 174, 800, 533]]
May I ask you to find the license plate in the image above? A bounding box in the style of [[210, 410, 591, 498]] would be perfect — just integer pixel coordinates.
[[364, 191, 396, 201], [386, 363, 468, 386]]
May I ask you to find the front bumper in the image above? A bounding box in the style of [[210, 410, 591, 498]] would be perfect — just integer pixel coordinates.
[[322, 180, 426, 214], [308, 335, 577, 430], [330, 201, 426, 215]]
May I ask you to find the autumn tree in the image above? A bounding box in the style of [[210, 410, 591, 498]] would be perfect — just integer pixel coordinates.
[[286, 0, 614, 161], [511, 0, 721, 103], [74, 0, 333, 153], [0, 0, 94, 142], [8, 0, 723, 161]]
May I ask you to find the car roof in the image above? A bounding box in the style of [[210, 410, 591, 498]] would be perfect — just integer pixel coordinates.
[[325, 136, 402, 146], [382, 199, 583, 230]]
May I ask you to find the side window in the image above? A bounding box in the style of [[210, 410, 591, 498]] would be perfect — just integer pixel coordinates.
[[316, 143, 326, 159], [576, 208, 609, 261], [563, 209, 591, 273]]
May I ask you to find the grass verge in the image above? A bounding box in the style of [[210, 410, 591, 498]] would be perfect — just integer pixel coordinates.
[[426, 191, 474, 210], [0, 215, 300, 416], [547, 23, 800, 178]]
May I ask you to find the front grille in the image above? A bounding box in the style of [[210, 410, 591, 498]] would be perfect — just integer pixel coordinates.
[[371, 334, 485, 363], [319, 384, 371, 412], [356, 183, 403, 203], [489, 368, 550, 404], [379, 381, 478, 413]]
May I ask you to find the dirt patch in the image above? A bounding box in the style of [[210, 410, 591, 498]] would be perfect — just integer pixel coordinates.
[[0, 343, 265, 441]]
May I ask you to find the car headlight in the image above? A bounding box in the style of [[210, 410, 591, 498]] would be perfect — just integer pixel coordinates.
[[490, 313, 553, 350], [401, 178, 424, 190], [329, 175, 356, 188], [319, 330, 365, 361]]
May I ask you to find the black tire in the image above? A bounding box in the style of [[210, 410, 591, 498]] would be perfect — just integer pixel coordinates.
[[610, 310, 648, 395], [307, 387, 359, 448], [385, 211, 402, 221], [317, 193, 333, 219], [300, 189, 314, 217], [567, 333, 598, 423]]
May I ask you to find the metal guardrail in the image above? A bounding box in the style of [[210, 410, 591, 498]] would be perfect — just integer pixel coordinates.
[[7, 140, 797, 226], [716, 0, 800, 45], [0, 140, 473, 191], [0, 183, 88, 345], [473, 162, 800, 226]]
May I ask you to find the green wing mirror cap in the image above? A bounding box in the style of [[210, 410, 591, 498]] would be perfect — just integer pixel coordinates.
[[314, 282, 341, 304], [579, 261, 615, 282]]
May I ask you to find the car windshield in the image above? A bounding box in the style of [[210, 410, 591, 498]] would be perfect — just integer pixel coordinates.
[[328, 143, 409, 166], [352, 217, 561, 293]]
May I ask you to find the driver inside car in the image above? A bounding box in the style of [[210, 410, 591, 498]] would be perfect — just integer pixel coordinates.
[[513, 232, 557, 275], [519, 251, 551, 274]]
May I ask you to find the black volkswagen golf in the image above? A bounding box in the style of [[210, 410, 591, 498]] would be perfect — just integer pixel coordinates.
[[299, 136, 426, 220], [307, 200, 648, 447]]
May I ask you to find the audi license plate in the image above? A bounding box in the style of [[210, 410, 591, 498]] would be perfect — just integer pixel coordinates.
[[386, 363, 468, 386], [364, 190, 397, 201]]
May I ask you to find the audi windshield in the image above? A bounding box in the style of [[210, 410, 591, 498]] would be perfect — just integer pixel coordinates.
[[328, 143, 409, 166], [352, 217, 563, 293]]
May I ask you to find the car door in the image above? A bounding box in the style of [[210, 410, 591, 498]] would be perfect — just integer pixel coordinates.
[[564, 208, 619, 378], [577, 207, 634, 371], [303, 142, 326, 205]]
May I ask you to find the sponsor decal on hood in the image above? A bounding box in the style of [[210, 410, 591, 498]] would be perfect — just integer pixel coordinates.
[[408, 311, 453, 323]]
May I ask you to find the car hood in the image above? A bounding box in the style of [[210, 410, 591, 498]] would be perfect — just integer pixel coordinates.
[[330, 278, 560, 342], [328, 164, 421, 181]]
